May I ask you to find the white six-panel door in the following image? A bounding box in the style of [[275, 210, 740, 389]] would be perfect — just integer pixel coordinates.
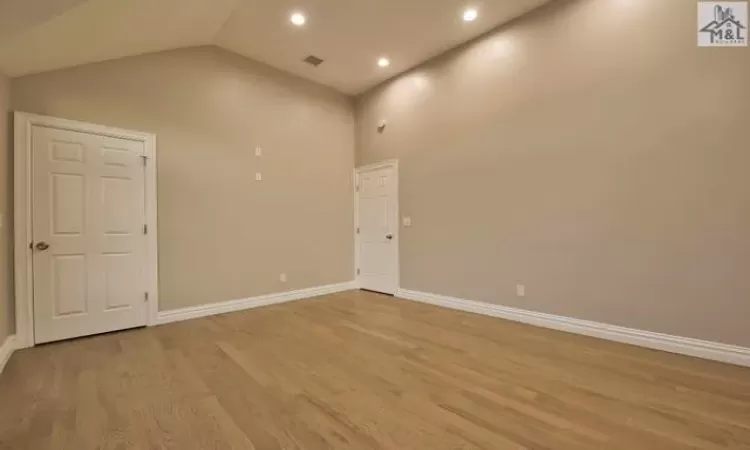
[[32, 125, 148, 344], [356, 164, 398, 294]]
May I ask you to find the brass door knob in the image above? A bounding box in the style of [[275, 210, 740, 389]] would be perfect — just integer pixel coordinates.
[[35, 242, 50, 251]]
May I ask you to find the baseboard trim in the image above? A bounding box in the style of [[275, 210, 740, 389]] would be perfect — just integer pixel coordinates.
[[396, 288, 750, 368], [0, 335, 17, 375], [156, 281, 357, 325]]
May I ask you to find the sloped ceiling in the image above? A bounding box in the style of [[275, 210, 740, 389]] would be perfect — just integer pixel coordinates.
[[0, 0, 552, 94]]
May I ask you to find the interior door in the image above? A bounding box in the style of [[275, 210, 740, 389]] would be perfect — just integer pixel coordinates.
[[32, 125, 147, 344], [356, 165, 398, 294]]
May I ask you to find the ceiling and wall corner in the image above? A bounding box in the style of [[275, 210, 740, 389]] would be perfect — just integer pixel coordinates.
[[0, 0, 553, 95], [0, 0, 89, 39], [3, 0, 749, 354]]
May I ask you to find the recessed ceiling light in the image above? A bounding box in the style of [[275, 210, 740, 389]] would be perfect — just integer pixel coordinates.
[[290, 12, 306, 26], [378, 57, 390, 68], [463, 8, 478, 22]]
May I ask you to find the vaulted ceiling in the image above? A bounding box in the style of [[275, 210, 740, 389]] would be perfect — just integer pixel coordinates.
[[0, 0, 552, 94]]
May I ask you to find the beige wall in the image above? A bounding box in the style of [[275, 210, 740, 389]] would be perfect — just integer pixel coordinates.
[[12, 46, 354, 312], [0, 72, 11, 342], [356, 0, 750, 346]]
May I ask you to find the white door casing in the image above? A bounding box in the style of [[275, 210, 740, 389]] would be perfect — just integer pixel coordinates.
[[355, 161, 399, 294], [14, 112, 159, 348]]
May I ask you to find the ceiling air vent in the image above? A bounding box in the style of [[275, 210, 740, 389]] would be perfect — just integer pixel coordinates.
[[303, 55, 324, 67]]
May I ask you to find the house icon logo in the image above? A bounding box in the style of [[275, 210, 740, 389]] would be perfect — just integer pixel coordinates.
[[699, 2, 748, 46]]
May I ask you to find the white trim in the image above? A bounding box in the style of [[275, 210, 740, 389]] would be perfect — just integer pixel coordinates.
[[354, 159, 400, 293], [0, 335, 17, 375], [396, 288, 750, 368], [356, 159, 400, 173], [143, 134, 160, 326], [13, 112, 160, 348], [352, 169, 358, 288], [155, 281, 357, 325]]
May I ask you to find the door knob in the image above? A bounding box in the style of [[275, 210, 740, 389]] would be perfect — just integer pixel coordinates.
[[35, 241, 50, 251], [386, 234, 393, 240]]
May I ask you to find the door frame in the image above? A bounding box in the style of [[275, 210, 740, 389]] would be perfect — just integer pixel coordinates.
[[353, 159, 400, 293], [13, 112, 160, 348]]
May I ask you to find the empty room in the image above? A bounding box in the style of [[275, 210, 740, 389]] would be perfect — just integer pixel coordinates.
[[1, 0, 749, 448]]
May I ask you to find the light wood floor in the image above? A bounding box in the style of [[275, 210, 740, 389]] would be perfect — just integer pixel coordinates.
[[2, 290, 750, 450]]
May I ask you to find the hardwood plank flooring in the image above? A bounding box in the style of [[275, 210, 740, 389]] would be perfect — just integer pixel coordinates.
[[1, 290, 749, 449]]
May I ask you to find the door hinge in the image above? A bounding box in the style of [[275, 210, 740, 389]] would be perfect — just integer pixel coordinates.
[[356, 227, 360, 234], [355, 184, 360, 192], [144, 292, 149, 302], [143, 224, 148, 235], [141, 155, 148, 166], [357, 268, 360, 275]]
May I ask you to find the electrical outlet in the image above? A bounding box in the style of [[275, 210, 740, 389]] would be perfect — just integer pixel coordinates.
[[516, 284, 526, 297], [403, 217, 412, 227], [279, 273, 287, 283], [255, 147, 262, 157], [255, 172, 262, 181]]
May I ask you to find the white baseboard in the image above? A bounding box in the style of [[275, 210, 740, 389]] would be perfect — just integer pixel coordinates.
[[0, 335, 17, 375], [156, 281, 357, 325], [396, 288, 750, 368]]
